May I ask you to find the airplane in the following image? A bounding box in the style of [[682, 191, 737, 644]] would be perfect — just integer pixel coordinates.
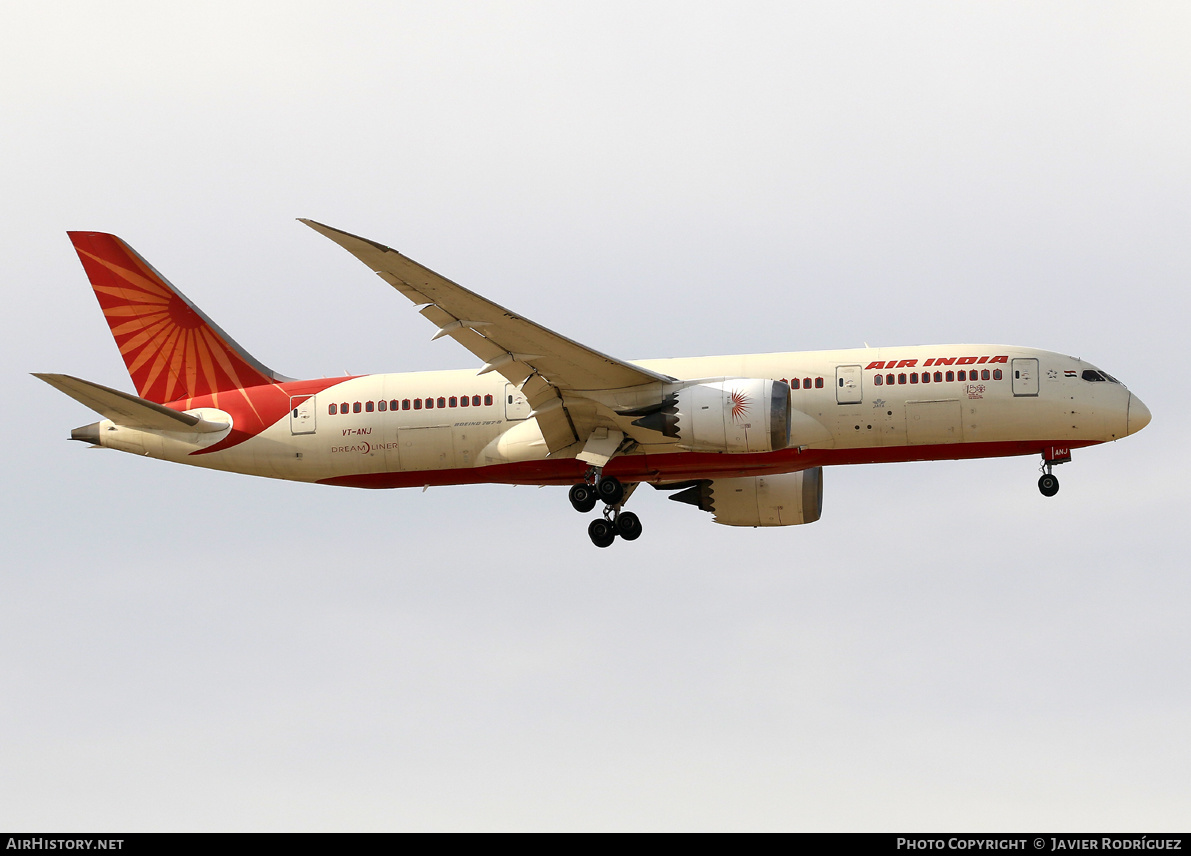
[[36, 221, 1151, 547]]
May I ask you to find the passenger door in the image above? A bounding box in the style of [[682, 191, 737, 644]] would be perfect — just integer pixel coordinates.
[[289, 395, 317, 435], [1012, 358, 1039, 397], [836, 365, 862, 404], [504, 384, 531, 420]]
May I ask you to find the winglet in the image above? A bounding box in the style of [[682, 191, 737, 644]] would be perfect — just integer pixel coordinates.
[[299, 218, 435, 305]]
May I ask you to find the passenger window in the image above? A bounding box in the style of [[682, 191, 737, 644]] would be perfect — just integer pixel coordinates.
[[874, 375, 883, 386], [414, 399, 422, 410], [426, 398, 434, 409], [353, 402, 362, 413], [341, 402, 349, 412], [402, 399, 410, 410], [365, 401, 374, 412], [484, 395, 493, 406], [922, 372, 930, 384], [460, 395, 469, 407], [378, 400, 387, 412], [473, 395, 481, 406], [910, 373, 919, 384], [934, 372, 942, 382], [898, 373, 906, 384], [981, 369, 990, 380], [958, 371, 967, 381], [449, 397, 457, 407], [803, 377, 812, 388], [328, 403, 337, 415], [946, 371, 954, 382], [815, 378, 824, 389], [437, 397, 446, 408], [993, 369, 1002, 380], [886, 373, 894, 385], [792, 378, 800, 389]]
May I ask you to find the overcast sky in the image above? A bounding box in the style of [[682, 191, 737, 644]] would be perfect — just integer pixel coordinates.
[[2, 1, 1188, 831]]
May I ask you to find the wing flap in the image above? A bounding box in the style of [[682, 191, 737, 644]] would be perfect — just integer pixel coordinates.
[[521, 374, 579, 451], [417, 304, 510, 367]]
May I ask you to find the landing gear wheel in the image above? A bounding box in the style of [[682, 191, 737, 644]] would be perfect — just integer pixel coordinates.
[[588, 518, 616, 548], [597, 476, 625, 505], [616, 511, 643, 541], [569, 483, 598, 513], [1038, 473, 1060, 497]]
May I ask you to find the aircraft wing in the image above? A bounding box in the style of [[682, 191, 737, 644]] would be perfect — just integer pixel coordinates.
[[301, 219, 672, 454]]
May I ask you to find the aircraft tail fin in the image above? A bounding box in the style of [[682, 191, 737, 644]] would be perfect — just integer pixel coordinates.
[[67, 231, 289, 404]]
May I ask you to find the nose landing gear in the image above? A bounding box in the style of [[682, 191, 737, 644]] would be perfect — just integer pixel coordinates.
[[1037, 445, 1071, 497]]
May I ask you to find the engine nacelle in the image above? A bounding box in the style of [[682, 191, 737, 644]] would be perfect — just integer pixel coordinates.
[[668, 469, 824, 527], [631, 378, 792, 453]]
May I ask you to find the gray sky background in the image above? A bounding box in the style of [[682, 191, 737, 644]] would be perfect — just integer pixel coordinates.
[[2, 1, 1188, 831]]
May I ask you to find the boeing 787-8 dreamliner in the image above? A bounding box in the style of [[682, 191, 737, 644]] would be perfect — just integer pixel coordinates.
[[37, 221, 1151, 547]]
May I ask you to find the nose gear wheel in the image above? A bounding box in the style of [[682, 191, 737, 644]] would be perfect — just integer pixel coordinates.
[[1037, 452, 1065, 497], [1038, 473, 1060, 497]]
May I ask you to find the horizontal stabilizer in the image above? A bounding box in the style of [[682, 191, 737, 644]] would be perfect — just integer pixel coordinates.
[[33, 374, 228, 433]]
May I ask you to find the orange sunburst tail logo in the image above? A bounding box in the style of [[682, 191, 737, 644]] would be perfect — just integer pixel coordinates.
[[68, 232, 286, 405]]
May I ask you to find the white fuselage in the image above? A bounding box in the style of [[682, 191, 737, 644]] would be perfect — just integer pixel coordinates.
[[87, 344, 1148, 489]]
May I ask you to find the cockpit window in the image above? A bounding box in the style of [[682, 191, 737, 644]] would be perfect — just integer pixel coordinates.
[[1082, 370, 1107, 382]]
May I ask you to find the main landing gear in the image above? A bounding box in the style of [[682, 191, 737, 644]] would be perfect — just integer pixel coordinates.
[[571, 472, 641, 547]]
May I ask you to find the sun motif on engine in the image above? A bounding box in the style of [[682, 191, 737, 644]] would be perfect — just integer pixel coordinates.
[[728, 389, 750, 423]]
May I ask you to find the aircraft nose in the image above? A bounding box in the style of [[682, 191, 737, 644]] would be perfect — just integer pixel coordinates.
[[1128, 393, 1151, 435]]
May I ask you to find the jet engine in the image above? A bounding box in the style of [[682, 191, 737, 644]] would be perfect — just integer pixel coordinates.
[[629, 378, 792, 453], [667, 468, 824, 526]]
